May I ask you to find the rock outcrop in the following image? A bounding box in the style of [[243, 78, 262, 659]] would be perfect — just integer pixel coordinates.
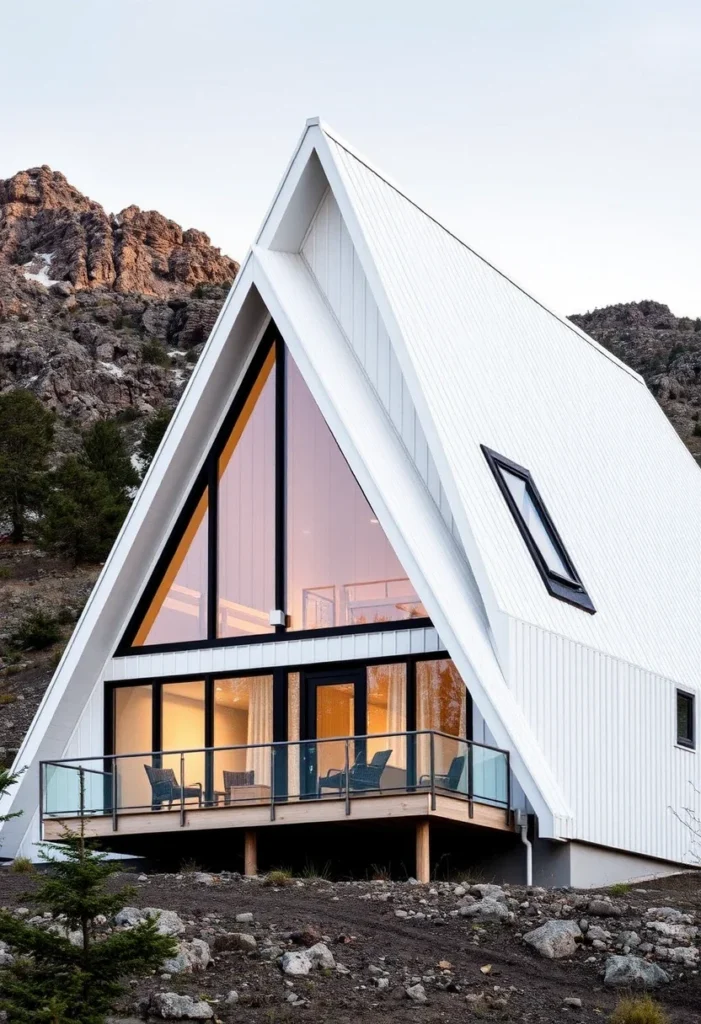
[[0, 166, 237, 296]]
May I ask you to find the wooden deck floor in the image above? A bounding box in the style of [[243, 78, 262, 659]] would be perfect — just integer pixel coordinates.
[[43, 791, 512, 842]]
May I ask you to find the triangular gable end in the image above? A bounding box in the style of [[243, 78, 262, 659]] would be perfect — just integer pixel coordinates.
[[122, 328, 426, 650]]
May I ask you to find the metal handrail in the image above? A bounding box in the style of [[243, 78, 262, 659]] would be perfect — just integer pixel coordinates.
[[39, 730, 510, 766], [39, 730, 511, 834]]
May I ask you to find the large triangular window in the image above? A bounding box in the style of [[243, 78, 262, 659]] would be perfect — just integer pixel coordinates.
[[123, 327, 427, 651]]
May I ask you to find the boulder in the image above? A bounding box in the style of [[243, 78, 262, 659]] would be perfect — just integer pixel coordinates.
[[604, 955, 670, 989], [646, 921, 697, 943], [307, 941, 335, 969], [149, 992, 214, 1019], [471, 884, 507, 902], [224, 991, 239, 1006], [405, 983, 427, 1003], [461, 897, 511, 923], [235, 912, 253, 924], [523, 920, 581, 959], [162, 938, 210, 974], [281, 950, 312, 976], [587, 900, 622, 918], [114, 907, 185, 936], [213, 931, 257, 952], [0, 940, 14, 966]]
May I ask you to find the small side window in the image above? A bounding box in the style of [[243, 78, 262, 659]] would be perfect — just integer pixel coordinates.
[[676, 690, 695, 749], [481, 446, 595, 613]]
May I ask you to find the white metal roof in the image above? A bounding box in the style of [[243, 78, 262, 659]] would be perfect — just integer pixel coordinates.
[[318, 124, 701, 686]]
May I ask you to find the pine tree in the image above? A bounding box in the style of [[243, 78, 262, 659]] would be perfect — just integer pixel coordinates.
[[39, 457, 129, 565], [0, 816, 176, 1024], [0, 766, 23, 827], [81, 420, 139, 497], [0, 391, 54, 543], [137, 407, 173, 476]]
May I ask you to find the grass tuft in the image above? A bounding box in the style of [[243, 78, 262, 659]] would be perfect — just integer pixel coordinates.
[[10, 856, 35, 874], [609, 996, 669, 1024], [263, 868, 293, 887], [608, 881, 632, 896]]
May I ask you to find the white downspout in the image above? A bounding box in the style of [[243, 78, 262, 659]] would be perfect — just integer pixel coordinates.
[[516, 810, 533, 886]]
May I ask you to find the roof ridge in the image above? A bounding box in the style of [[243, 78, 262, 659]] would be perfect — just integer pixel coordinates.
[[320, 124, 644, 385]]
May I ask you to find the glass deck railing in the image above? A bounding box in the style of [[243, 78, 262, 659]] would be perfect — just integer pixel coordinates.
[[39, 731, 510, 831]]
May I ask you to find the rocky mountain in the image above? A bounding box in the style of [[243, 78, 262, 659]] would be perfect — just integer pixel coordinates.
[[571, 300, 701, 463], [0, 165, 237, 424]]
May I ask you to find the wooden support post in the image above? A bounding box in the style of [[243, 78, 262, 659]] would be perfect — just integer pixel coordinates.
[[244, 829, 258, 877], [415, 819, 430, 884]]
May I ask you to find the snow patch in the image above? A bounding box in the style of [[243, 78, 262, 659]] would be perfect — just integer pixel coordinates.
[[99, 361, 125, 379], [23, 252, 61, 288]]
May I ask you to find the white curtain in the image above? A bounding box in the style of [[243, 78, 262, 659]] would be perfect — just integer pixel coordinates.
[[386, 665, 407, 768], [246, 679, 273, 786]]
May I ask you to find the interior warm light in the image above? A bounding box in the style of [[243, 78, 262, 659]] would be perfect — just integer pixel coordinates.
[[370, 518, 379, 524]]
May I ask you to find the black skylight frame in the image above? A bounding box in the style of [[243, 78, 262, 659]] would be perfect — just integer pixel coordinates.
[[676, 689, 695, 750], [481, 446, 595, 614]]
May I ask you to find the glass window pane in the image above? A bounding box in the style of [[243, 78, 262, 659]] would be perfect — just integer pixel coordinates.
[[217, 349, 276, 638], [677, 692, 694, 745], [417, 659, 467, 780], [499, 467, 573, 580], [285, 351, 425, 629], [162, 681, 206, 806], [114, 685, 153, 810], [367, 664, 407, 770], [134, 492, 209, 646], [213, 676, 273, 795]]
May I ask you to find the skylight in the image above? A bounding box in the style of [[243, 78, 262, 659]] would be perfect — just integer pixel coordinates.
[[481, 446, 595, 613]]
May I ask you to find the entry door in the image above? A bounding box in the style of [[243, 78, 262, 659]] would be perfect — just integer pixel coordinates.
[[302, 668, 366, 794]]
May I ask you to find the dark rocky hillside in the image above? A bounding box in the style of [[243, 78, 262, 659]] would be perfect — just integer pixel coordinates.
[[570, 301, 701, 463]]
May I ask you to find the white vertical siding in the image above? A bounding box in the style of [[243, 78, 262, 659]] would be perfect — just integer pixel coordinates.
[[509, 617, 700, 865], [106, 626, 445, 683], [301, 188, 460, 543]]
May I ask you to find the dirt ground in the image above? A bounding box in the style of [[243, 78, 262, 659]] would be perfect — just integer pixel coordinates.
[[0, 870, 700, 1023]]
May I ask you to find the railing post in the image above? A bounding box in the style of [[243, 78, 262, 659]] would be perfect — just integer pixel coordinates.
[[179, 753, 185, 827], [468, 742, 474, 819], [270, 744, 276, 822], [506, 751, 511, 827], [429, 732, 436, 811], [39, 763, 44, 841], [344, 739, 350, 816], [112, 757, 118, 832], [79, 767, 85, 819]]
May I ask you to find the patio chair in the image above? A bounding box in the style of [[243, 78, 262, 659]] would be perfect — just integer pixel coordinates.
[[419, 754, 465, 792], [143, 765, 202, 809], [214, 770, 255, 806], [318, 749, 393, 795]]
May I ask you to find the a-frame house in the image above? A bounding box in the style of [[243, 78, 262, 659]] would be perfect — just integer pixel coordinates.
[[2, 119, 700, 886]]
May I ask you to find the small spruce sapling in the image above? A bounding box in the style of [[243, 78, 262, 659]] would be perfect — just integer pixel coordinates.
[[0, 800, 176, 1024]]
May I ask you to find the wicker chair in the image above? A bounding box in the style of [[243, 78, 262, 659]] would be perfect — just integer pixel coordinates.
[[214, 770, 255, 806], [143, 765, 202, 809]]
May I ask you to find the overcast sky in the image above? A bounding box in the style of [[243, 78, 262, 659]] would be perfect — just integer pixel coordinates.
[[1, 0, 699, 317]]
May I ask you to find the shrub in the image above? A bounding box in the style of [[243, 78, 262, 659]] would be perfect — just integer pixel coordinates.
[[9, 611, 62, 651], [9, 856, 34, 874], [0, 693, 17, 706], [693, 422, 701, 437], [263, 869, 293, 887], [609, 996, 669, 1024], [0, 566, 11, 579], [0, 822, 176, 1023], [137, 407, 173, 475], [141, 338, 169, 366]]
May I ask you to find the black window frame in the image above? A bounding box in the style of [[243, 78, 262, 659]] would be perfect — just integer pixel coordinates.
[[481, 445, 595, 614], [676, 689, 695, 750], [117, 323, 431, 655]]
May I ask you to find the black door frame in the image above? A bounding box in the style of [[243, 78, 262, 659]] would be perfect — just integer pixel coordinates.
[[300, 666, 366, 797]]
